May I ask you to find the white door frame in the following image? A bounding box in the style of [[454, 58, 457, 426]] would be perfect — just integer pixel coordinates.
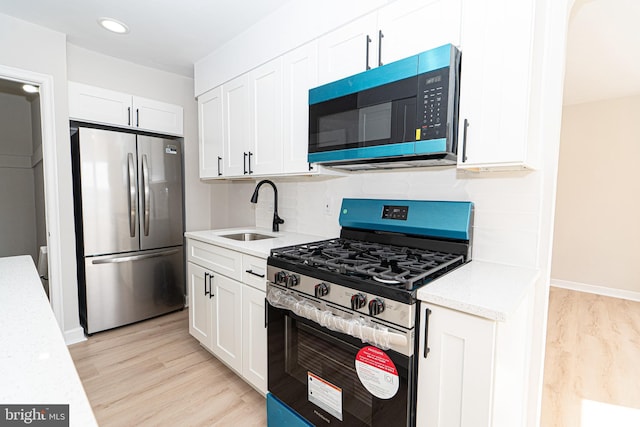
[[0, 64, 65, 329]]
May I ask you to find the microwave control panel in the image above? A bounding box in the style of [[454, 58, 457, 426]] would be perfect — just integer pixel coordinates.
[[417, 68, 450, 141]]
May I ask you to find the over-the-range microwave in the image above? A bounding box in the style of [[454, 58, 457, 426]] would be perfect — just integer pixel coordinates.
[[308, 44, 461, 170]]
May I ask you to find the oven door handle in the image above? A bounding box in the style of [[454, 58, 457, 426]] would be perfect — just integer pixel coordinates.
[[267, 287, 407, 349]]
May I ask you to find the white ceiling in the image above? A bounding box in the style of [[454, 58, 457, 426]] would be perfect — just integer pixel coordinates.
[[0, 0, 291, 78], [0, 0, 638, 104]]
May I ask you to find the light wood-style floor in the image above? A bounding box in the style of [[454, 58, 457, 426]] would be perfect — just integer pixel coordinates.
[[70, 288, 640, 426], [541, 287, 640, 427], [69, 309, 267, 427]]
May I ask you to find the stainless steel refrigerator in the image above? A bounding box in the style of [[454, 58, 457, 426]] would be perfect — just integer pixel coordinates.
[[71, 126, 184, 334]]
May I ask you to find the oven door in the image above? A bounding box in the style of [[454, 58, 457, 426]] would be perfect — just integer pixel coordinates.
[[268, 303, 415, 427]]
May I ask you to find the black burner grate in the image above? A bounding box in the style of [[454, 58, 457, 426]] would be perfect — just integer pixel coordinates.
[[272, 238, 465, 290]]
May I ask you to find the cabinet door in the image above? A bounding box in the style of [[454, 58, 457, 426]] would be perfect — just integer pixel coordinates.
[[223, 74, 250, 176], [249, 59, 283, 175], [317, 13, 378, 85], [377, 0, 461, 65], [211, 274, 243, 374], [188, 262, 213, 349], [133, 96, 184, 136], [68, 81, 132, 127], [198, 86, 224, 178], [416, 304, 495, 427], [242, 285, 267, 395], [457, 0, 535, 169], [282, 41, 319, 174]]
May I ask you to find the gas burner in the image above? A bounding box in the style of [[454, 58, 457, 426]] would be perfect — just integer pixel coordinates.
[[272, 237, 465, 291]]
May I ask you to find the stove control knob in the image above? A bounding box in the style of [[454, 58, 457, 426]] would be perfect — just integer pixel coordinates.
[[351, 293, 367, 310], [275, 271, 287, 285], [368, 298, 385, 316], [314, 283, 329, 298], [286, 274, 300, 288]]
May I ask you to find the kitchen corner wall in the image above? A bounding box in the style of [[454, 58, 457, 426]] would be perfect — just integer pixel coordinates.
[[0, 12, 78, 337], [552, 94, 640, 294], [66, 44, 211, 232], [254, 167, 543, 268]]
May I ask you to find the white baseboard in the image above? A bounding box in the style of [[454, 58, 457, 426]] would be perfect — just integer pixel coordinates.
[[64, 327, 87, 346], [551, 279, 640, 303]]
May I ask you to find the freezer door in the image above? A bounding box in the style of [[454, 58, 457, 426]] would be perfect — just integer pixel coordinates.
[[79, 127, 139, 255], [83, 247, 185, 334], [137, 135, 184, 250]]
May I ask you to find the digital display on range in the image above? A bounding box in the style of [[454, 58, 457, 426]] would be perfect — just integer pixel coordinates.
[[382, 205, 409, 220]]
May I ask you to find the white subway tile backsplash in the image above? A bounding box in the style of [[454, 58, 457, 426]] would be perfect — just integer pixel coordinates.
[[252, 168, 545, 269]]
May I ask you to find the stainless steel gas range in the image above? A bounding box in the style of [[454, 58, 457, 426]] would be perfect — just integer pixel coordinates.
[[266, 198, 473, 427]]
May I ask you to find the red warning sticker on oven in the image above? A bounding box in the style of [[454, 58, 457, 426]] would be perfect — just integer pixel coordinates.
[[355, 346, 399, 399]]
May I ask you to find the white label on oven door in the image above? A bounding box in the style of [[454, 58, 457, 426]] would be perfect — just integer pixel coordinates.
[[355, 346, 399, 399], [308, 371, 343, 421]]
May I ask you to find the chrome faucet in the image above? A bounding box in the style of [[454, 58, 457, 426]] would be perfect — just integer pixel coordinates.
[[250, 179, 284, 232]]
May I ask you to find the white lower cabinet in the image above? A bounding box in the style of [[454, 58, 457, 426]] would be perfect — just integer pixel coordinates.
[[417, 298, 531, 427], [417, 304, 495, 426], [187, 239, 268, 394], [188, 262, 212, 347], [241, 285, 268, 391], [211, 273, 243, 374]]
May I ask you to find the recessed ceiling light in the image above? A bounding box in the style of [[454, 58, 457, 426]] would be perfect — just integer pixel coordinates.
[[22, 84, 39, 94], [98, 17, 129, 34]]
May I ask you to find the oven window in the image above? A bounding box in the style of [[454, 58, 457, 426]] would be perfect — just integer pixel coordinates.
[[291, 323, 373, 424], [268, 308, 412, 427]]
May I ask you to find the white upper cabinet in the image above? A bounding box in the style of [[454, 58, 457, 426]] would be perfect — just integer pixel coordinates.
[[317, 13, 378, 85], [198, 86, 224, 178], [68, 81, 184, 136], [317, 0, 461, 85], [282, 41, 319, 174], [456, 0, 537, 170], [223, 74, 251, 176], [376, 0, 461, 65], [134, 96, 184, 136], [69, 82, 131, 127], [249, 58, 284, 176]]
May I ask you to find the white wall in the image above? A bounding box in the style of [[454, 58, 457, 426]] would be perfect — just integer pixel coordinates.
[[0, 12, 78, 336], [552, 94, 640, 293], [66, 44, 211, 232]]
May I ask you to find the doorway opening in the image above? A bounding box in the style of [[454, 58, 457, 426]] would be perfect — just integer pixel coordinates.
[[0, 78, 48, 293]]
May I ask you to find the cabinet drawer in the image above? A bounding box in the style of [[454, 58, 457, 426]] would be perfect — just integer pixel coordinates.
[[187, 239, 242, 281], [242, 254, 267, 292]]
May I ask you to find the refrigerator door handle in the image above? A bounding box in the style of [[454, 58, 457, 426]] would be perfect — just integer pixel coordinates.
[[127, 153, 136, 238], [91, 249, 180, 264], [142, 153, 150, 236]]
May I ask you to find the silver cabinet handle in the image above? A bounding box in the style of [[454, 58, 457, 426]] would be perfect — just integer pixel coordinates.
[[127, 153, 136, 237], [365, 34, 372, 70], [91, 249, 179, 264], [142, 154, 150, 236]]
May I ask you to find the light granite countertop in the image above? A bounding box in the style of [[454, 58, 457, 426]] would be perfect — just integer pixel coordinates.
[[0, 256, 97, 426], [186, 228, 539, 322], [417, 260, 540, 321], [185, 227, 328, 258]]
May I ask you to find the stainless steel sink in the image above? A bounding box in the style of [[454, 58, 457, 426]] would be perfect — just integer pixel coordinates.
[[220, 232, 275, 241]]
